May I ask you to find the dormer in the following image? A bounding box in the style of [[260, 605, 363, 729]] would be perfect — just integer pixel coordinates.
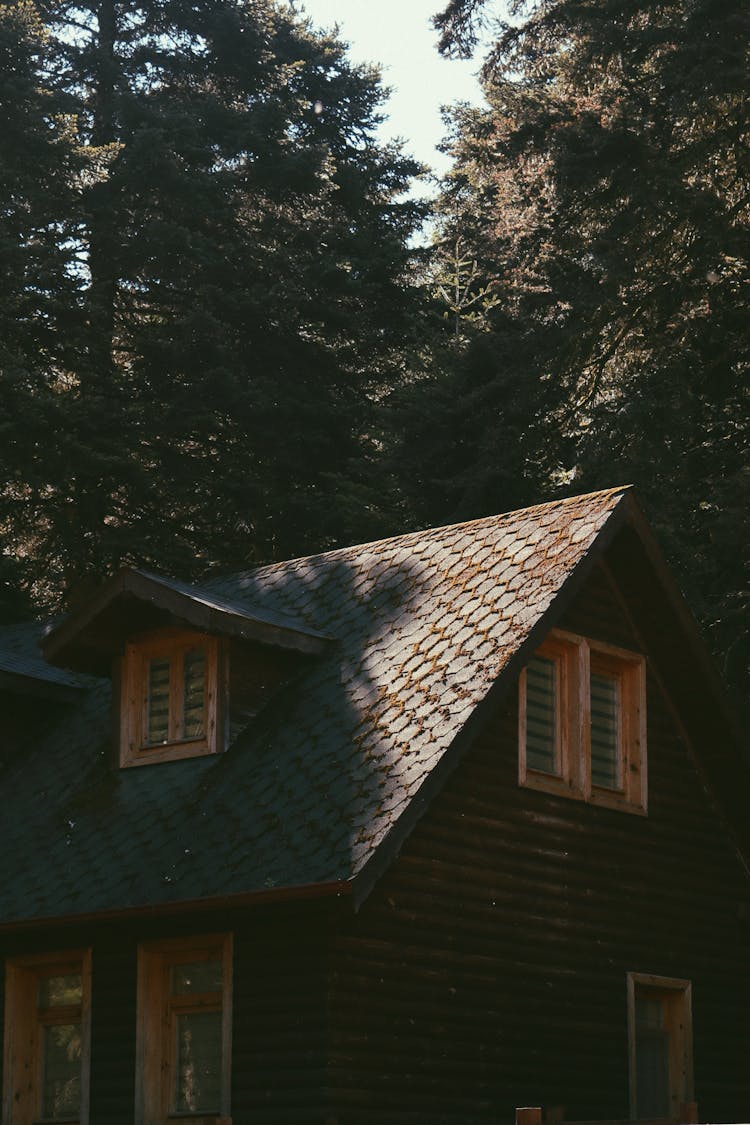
[[42, 567, 334, 768], [119, 626, 220, 766]]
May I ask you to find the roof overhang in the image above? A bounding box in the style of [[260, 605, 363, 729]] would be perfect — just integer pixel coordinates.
[[349, 490, 750, 907], [0, 666, 83, 702], [42, 567, 335, 675], [0, 879, 353, 934]]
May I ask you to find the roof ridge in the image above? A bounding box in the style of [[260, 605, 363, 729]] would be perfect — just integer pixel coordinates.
[[215, 484, 633, 586]]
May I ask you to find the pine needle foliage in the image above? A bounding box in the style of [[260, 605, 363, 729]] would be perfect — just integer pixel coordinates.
[[420, 0, 749, 719], [1, 0, 426, 611]]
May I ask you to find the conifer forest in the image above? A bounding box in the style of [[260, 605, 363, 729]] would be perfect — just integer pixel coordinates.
[[1, 0, 748, 722]]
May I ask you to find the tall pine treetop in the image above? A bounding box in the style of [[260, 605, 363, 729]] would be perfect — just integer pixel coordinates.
[[2, 0, 427, 609], [416, 0, 749, 721]]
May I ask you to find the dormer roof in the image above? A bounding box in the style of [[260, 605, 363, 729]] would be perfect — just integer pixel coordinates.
[[42, 566, 335, 674]]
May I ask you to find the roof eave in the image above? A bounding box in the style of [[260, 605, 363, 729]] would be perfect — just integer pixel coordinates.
[[0, 668, 84, 702], [615, 490, 747, 754], [350, 491, 749, 909], [0, 878, 354, 934], [43, 567, 334, 674]]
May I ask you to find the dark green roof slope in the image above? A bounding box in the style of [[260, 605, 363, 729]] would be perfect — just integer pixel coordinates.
[[0, 622, 87, 697], [43, 566, 334, 674], [0, 488, 630, 926]]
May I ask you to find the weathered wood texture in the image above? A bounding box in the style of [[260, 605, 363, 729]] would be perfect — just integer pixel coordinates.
[[327, 562, 750, 1124], [1, 557, 748, 1124], [0, 906, 331, 1124], [231, 905, 330, 1122], [89, 932, 138, 1125]]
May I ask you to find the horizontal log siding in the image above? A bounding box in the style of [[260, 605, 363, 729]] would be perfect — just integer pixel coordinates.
[[0, 906, 331, 1124], [89, 931, 138, 1124], [231, 906, 330, 1122], [328, 565, 750, 1124]]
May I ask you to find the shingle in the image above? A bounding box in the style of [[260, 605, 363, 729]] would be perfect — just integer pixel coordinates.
[[0, 486, 629, 923], [0, 622, 89, 690]]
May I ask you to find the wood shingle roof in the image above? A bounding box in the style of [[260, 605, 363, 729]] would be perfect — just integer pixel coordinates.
[[3, 485, 732, 927]]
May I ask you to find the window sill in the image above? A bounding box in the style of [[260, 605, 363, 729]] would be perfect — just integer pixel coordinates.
[[587, 783, 647, 816], [121, 739, 219, 768], [521, 768, 585, 801], [521, 771, 647, 816]]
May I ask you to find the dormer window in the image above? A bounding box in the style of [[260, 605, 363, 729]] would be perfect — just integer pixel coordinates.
[[120, 629, 221, 767], [40, 566, 332, 771]]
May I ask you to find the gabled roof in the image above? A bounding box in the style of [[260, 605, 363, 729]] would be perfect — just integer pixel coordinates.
[[0, 486, 745, 928], [43, 567, 334, 674]]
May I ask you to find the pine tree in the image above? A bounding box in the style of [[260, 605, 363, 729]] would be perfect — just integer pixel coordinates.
[[6, 0, 425, 599], [422, 0, 749, 717], [0, 0, 92, 617]]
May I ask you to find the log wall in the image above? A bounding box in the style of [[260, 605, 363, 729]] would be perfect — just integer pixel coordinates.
[[0, 904, 332, 1125], [327, 564, 750, 1124], [1, 562, 748, 1124]]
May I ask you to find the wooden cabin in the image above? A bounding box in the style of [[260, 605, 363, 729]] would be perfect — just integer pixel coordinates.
[[1, 486, 748, 1125]]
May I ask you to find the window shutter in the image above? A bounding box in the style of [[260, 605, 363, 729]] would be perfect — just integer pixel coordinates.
[[590, 671, 620, 789], [525, 656, 559, 775]]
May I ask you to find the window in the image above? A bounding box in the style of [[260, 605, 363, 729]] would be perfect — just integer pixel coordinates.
[[3, 949, 91, 1125], [627, 973, 694, 1121], [519, 629, 646, 813], [120, 628, 221, 767], [135, 934, 232, 1125]]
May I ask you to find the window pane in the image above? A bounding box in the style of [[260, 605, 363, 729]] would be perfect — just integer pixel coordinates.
[[38, 974, 82, 1009], [636, 1026, 671, 1118], [147, 658, 171, 744], [183, 648, 206, 740], [174, 1010, 222, 1113], [636, 995, 664, 1029], [171, 958, 223, 995], [590, 670, 620, 788], [526, 656, 559, 774], [41, 1023, 82, 1119]]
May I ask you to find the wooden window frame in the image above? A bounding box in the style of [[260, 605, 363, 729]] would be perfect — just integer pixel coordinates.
[[518, 634, 584, 801], [519, 629, 647, 814], [2, 949, 92, 1125], [585, 637, 647, 813], [627, 972, 694, 1122], [120, 628, 222, 768], [135, 934, 233, 1125]]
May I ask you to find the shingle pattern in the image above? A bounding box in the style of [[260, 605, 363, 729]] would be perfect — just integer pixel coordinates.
[[0, 621, 86, 689], [115, 569, 334, 638], [0, 488, 627, 924]]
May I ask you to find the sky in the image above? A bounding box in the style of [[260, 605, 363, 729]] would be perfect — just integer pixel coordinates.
[[293, 0, 488, 190]]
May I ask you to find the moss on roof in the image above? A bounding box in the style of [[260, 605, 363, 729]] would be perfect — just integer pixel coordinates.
[[0, 488, 629, 925]]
